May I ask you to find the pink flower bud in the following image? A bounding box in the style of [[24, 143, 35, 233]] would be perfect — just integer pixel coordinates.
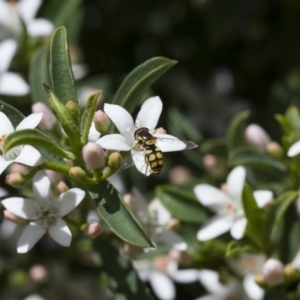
[[83, 222, 103, 239], [244, 124, 271, 152], [3, 210, 26, 224], [94, 110, 110, 133], [82, 142, 105, 170], [55, 181, 69, 195], [168, 166, 191, 184], [261, 258, 284, 286], [154, 127, 167, 134], [29, 265, 48, 283], [45, 170, 63, 184], [32, 102, 57, 131], [5, 173, 25, 188], [123, 193, 135, 209]]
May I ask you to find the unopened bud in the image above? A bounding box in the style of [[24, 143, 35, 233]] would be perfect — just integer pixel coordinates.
[[32, 102, 57, 131], [55, 181, 69, 195], [29, 265, 47, 283], [69, 167, 86, 181], [123, 193, 135, 209], [108, 152, 122, 170], [82, 142, 105, 170], [261, 258, 284, 286], [169, 249, 193, 266], [9, 163, 28, 174], [202, 154, 226, 178], [45, 170, 63, 184], [284, 263, 300, 284], [244, 124, 271, 152], [254, 274, 267, 288], [66, 100, 80, 122], [266, 142, 284, 159], [166, 218, 181, 230], [83, 222, 102, 239], [3, 210, 26, 224], [168, 166, 191, 184], [5, 173, 25, 188], [154, 127, 167, 134], [122, 243, 139, 256], [94, 110, 110, 133]]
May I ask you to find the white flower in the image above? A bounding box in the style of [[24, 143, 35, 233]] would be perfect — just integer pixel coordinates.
[[96, 96, 187, 175], [0, 0, 53, 40], [288, 140, 300, 157], [194, 166, 273, 241], [0, 111, 44, 174], [2, 171, 85, 253], [0, 39, 29, 95]]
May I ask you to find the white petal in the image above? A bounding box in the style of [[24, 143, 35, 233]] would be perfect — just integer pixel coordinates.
[[226, 166, 246, 202], [17, 221, 46, 253], [148, 271, 176, 300], [198, 269, 226, 294], [0, 39, 17, 73], [0, 158, 13, 174], [48, 218, 72, 247], [16, 112, 43, 130], [132, 151, 152, 176], [14, 145, 44, 166], [56, 188, 85, 217], [18, 0, 41, 21], [292, 249, 300, 268], [0, 111, 14, 135], [156, 230, 187, 251], [135, 96, 162, 131], [243, 274, 264, 300], [104, 103, 135, 143], [253, 190, 273, 208], [194, 184, 230, 212], [230, 217, 247, 239], [197, 215, 233, 241], [193, 296, 219, 300], [32, 171, 52, 207], [96, 134, 131, 151], [0, 72, 30, 96], [25, 19, 54, 37], [288, 140, 300, 157], [154, 134, 187, 152], [149, 199, 171, 225], [88, 122, 101, 142], [170, 269, 198, 283], [2, 197, 37, 219]]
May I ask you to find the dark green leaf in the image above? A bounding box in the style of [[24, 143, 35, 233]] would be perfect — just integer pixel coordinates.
[[200, 138, 227, 156], [3, 129, 75, 160], [87, 180, 153, 247], [0, 100, 24, 128], [226, 240, 253, 257], [113, 57, 177, 113], [29, 45, 49, 104], [156, 185, 207, 224], [50, 26, 78, 104]]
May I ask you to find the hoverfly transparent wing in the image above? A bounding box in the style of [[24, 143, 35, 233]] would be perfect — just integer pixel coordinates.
[[121, 154, 135, 169], [154, 134, 198, 152]]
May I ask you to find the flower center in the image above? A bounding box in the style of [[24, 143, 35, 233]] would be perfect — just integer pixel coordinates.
[[154, 256, 170, 272], [35, 203, 59, 228]]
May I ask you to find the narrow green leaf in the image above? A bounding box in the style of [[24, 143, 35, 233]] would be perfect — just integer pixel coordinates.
[[87, 180, 153, 247], [275, 114, 292, 135], [226, 240, 253, 257], [113, 57, 177, 113], [29, 45, 49, 104], [156, 185, 207, 224], [200, 138, 227, 155], [80, 92, 99, 145], [92, 239, 154, 300], [3, 129, 75, 160], [50, 26, 78, 104], [226, 110, 250, 152], [0, 100, 24, 128]]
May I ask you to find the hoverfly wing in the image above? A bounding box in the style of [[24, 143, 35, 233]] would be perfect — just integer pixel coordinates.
[[154, 134, 198, 152], [121, 154, 135, 169]]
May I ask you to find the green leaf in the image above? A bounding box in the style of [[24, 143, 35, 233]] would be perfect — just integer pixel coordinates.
[[0, 100, 24, 128], [156, 185, 207, 224], [229, 147, 286, 173], [226, 240, 253, 257], [113, 57, 177, 113], [3, 129, 75, 160], [50, 26, 78, 104], [226, 110, 250, 152], [29, 45, 49, 105], [200, 137, 227, 155], [92, 239, 154, 300], [242, 183, 265, 249], [80, 92, 99, 145], [87, 180, 153, 247], [275, 114, 292, 135]]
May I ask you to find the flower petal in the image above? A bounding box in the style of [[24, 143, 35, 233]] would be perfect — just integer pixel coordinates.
[[25, 19, 54, 37], [88, 122, 101, 142], [149, 199, 171, 225], [16, 112, 43, 130], [0, 111, 14, 135], [288, 140, 300, 157], [56, 188, 85, 217], [0, 39, 17, 73], [198, 269, 227, 294], [0, 72, 30, 96], [156, 230, 187, 251], [243, 274, 264, 300], [253, 190, 273, 208], [226, 166, 246, 202], [148, 270, 176, 300], [131, 151, 152, 176], [96, 134, 131, 151], [197, 215, 233, 241], [0, 158, 13, 174], [230, 217, 247, 239], [32, 171, 52, 207], [48, 218, 72, 247], [18, 0, 41, 21], [154, 134, 187, 152], [104, 103, 135, 143], [171, 269, 199, 283], [135, 96, 162, 131], [17, 221, 46, 253], [14, 145, 44, 166], [2, 197, 37, 219], [194, 184, 230, 212]]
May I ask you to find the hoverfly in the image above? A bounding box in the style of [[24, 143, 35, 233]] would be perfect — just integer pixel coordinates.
[[122, 127, 198, 176]]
